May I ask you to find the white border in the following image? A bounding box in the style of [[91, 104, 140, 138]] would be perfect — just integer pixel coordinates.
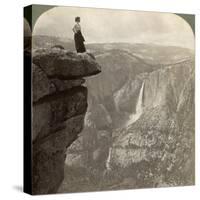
[[0, 0, 199, 199]]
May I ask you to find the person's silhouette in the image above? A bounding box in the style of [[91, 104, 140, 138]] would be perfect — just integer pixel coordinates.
[[72, 16, 86, 53]]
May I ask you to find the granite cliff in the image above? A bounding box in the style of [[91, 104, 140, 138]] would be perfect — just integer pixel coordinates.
[[30, 37, 194, 192], [60, 44, 194, 192], [32, 48, 101, 194]]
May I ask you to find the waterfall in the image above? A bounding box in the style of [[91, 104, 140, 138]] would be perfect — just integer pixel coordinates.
[[126, 81, 145, 126], [105, 147, 112, 171], [136, 81, 145, 114]]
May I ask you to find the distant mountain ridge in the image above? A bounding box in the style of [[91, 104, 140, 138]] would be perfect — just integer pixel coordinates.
[[32, 35, 74, 50], [32, 35, 194, 65]]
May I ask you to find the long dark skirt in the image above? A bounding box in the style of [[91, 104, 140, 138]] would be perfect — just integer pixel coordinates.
[[74, 31, 86, 53]]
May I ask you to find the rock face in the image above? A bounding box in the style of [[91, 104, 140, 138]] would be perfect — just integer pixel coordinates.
[[109, 60, 195, 188], [59, 44, 194, 192], [33, 48, 101, 79], [32, 48, 101, 194]]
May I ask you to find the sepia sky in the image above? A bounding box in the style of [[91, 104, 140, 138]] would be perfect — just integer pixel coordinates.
[[33, 6, 194, 49]]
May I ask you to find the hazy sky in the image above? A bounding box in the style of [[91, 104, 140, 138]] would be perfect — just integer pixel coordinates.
[[33, 6, 194, 49]]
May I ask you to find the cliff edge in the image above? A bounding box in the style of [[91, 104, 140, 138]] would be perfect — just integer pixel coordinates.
[[32, 48, 101, 194]]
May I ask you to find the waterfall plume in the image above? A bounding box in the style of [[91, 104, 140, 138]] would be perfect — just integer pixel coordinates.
[[126, 81, 145, 126]]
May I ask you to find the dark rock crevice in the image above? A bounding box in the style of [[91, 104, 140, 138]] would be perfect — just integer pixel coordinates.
[[33, 85, 87, 106]]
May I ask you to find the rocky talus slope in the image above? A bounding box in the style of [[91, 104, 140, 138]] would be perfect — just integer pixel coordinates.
[[32, 48, 101, 194]]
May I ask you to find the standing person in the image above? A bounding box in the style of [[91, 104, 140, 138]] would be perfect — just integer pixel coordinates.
[[72, 16, 86, 53]]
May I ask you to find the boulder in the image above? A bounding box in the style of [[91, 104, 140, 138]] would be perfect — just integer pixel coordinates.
[[33, 48, 101, 79]]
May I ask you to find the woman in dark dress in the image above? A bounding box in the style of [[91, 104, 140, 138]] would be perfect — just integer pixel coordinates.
[[72, 17, 86, 53]]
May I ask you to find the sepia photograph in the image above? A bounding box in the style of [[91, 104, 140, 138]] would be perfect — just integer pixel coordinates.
[[24, 4, 195, 195]]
